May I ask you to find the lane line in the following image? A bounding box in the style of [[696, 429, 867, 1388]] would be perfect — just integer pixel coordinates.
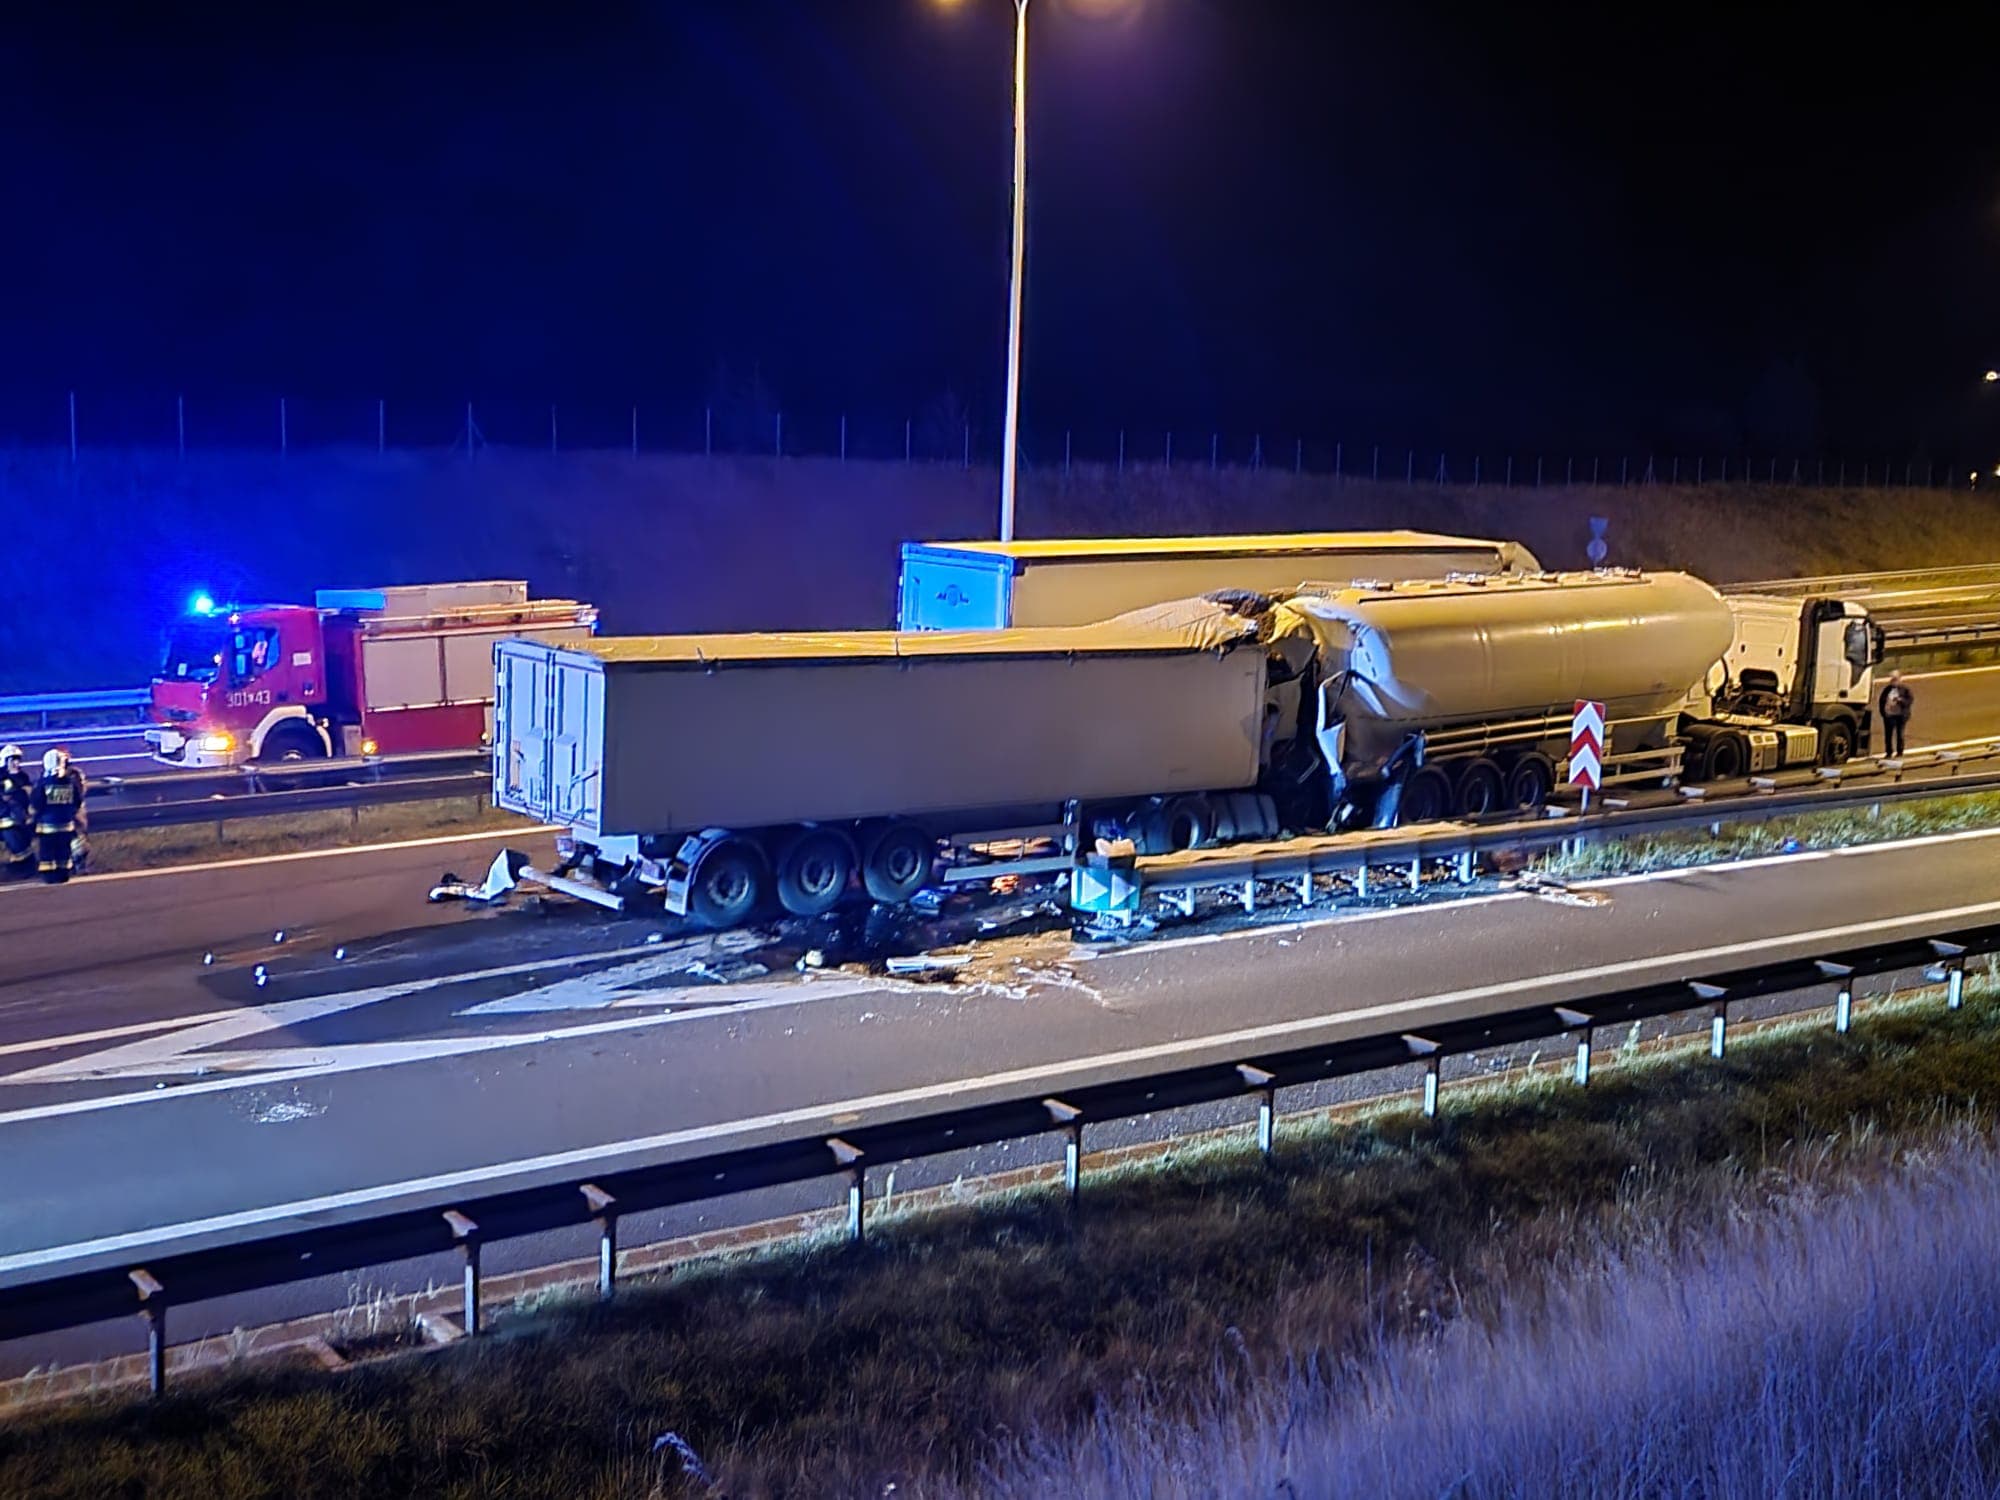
[[0, 824, 554, 893], [0, 1010, 239, 1060], [13, 892, 2000, 1274]]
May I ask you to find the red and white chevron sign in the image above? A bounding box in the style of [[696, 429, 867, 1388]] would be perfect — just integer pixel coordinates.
[[1569, 699, 1606, 791]]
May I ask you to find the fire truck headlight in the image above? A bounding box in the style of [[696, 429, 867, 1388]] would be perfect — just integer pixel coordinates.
[[197, 732, 234, 754]]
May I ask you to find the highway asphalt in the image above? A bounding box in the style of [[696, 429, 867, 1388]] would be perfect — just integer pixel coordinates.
[[1, 664, 1998, 1371]]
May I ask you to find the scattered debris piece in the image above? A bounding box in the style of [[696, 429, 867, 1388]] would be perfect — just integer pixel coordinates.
[[884, 953, 972, 977], [687, 958, 771, 985], [1505, 872, 1610, 908]]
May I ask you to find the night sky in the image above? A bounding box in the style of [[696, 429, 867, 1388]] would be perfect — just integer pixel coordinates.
[[3, 1, 1996, 460]]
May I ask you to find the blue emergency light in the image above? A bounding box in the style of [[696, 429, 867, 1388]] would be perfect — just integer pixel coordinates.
[[189, 592, 217, 616]]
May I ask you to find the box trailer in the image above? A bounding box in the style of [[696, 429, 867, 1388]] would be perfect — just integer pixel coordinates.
[[895, 531, 1542, 631], [494, 625, 1266, 924]]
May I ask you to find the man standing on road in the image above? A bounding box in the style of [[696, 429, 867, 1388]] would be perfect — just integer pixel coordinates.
[[1878, 671, 1914, 758], [29, 747, 87, 883], [0, 745, 33, 878]]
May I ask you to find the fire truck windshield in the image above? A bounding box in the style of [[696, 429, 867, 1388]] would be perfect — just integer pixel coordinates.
[[161, 622, 229, 683]]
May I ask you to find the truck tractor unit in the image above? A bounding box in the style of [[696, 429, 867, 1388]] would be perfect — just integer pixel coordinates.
[[895, 531, 1542, 631], [493, 568, 1883, 927], [150, 581, 597, 768]]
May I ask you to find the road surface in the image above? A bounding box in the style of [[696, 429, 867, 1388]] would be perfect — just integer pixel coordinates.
[[1, 664, 1997, 1369]]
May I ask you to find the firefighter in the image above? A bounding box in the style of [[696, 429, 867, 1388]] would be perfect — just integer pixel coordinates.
[[0, 745, 33, 878], [30, 747, 87, 884]]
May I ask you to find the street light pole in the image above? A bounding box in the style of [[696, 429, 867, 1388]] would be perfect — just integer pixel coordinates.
[[998, 0, 1030, 541]]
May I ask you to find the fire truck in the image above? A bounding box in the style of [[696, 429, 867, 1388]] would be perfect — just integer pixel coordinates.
[[147, 581, 597, 768]]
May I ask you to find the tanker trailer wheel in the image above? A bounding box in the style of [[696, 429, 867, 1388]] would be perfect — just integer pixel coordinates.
[[1700, 731, 1748, 783], [1163, 794, 1217, 851], [861, 821, 935, 905], [1817, 718, 1856, 766], [1398, 765, 1453, 824], [1451, 758, 1506, 818], [775, 828, 856, 918], [687, 838, 769, 929], [1505, 753, 1556, 812]]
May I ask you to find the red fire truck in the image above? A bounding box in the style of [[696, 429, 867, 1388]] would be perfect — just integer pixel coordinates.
[[147, 581, 598, 768]]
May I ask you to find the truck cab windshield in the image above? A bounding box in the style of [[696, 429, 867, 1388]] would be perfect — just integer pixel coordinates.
[[161, 623, 229, 682]]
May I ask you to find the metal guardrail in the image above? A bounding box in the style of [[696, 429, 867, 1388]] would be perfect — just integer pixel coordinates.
[[84, 752, 490, 832], [1723, 564, 2000, 598], [2, 914, 1995, 1391], [0, 688, 150, 728]]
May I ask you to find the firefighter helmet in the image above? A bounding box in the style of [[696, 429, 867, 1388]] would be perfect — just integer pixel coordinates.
[[42, 748, 68, 777], [0, 745, 21, 768]]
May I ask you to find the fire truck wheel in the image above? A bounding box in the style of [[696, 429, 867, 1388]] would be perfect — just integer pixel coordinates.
[[257, 724, 326, 762]]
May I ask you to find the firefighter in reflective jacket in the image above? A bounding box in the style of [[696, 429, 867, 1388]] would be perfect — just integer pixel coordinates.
[[0, 745, 32, 878], [30, 748, 87, 883]]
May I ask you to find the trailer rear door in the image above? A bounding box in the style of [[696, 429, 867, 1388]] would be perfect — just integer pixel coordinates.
[[493, 641, 603, 830]]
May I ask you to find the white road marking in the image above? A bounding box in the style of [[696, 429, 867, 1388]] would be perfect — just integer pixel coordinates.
[[0, 978, 884, 1124], [0, 823, 554, 892], [13, 891, 2000, 1277], [0, 1009, 239, 1060], [0, 935, 734, 1086]]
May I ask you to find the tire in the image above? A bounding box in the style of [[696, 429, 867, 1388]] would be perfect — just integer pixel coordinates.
[[1818, 718, 1856, 766], [1506, 753, 1556, 812], [256, 723, 325, 763], [1452, 758, 1506, 818], [1398, 764, 1453, 824], [861, 821, 934, 905], [1700, 731, 1747, 782], [1163, 794, 1216, 851], [687, 839, 767, 929], [774, 828, 855, 918], [1136, 807, 1174, 856], [1226, 791, 1268, 842]]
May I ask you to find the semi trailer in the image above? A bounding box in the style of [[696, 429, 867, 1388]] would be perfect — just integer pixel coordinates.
[[150, 581, 597, 767], [895, 532, 1542, 631], [493, 569, 1883, 926]]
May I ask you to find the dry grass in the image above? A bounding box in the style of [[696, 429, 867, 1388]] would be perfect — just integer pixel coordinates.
[[8, 976, 2000, 1496], [1535, 788, 2000, 878]]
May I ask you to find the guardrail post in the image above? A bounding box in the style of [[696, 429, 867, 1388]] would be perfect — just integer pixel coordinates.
[[1355, 863, 1369, 899], [1296, 869, 1313, 905], [1044, 1099, 1084, 1205], [1407, 857, 1421, 892], [1404, 1034, 1442, 1118], [1457, 850, 1473, 883], [1816, 960, 1856, 1034], [828, 1138, 866, 1243], [1239, 878, 1256, 914], [130, 1269, 166, 1396], [581, 1184, 618, 1301], [1691, 982, 1729, 1058], [443, 1210, 481, 1334], [1557, 1008, 1594, 1085], [1930, 940, 1968, 1011], [1238, 1065, 1277, 1157]]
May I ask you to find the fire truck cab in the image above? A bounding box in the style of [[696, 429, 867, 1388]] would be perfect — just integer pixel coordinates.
[[148, 581, 597, 768]]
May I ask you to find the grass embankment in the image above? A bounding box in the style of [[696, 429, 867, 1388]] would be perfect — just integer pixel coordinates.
[[9, 973, 2000, 1496], [84, 797, 527, 874], [1535, 787, 2000, 879]]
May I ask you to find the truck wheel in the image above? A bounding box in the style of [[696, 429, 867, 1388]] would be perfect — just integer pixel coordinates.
[[1399, 765, 1452, 824], [257, 724, 325, 763], [861, 822, 934, 905], [1163, 795, 1216, 851], [1700, 732, 1747, 782], [1506, 753, 1555, 811], [1818, 719, 1856, 766], [775, 829, 855, 918], [1452, 758, 1506, 818], [687, 839, 767, 929]]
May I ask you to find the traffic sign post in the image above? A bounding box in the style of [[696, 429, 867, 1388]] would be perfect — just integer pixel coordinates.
[[1570, 699, 1606, 812]]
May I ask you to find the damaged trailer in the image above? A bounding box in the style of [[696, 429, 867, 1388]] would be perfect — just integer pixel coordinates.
[[491, 625, 1268, 925]]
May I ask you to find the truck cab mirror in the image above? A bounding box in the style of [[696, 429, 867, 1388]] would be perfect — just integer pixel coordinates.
[[1844, 619, 1872, 668]]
